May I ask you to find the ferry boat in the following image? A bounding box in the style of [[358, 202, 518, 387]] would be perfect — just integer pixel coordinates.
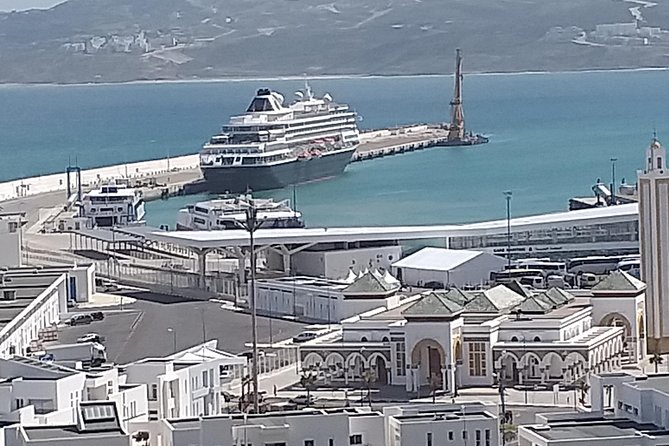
[[199, 83, 360, 193], [176, 196, 304, 231], [80, 183, 145, 228]]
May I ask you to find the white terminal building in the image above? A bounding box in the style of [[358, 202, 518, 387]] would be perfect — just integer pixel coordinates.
[[299, 271, 645, 394]]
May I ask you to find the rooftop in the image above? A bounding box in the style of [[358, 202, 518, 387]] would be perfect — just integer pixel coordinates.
[[525, 419, 669, 441], [144, 203, 638, 249], [391, 247, 498, 272]]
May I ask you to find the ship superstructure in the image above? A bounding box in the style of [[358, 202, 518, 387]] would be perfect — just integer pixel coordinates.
[[199, 84, 360, 193]]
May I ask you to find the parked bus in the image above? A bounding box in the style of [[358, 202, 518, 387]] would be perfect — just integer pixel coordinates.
[[567, 256, 629, 275], [490, 269, 545, 284], [512, 260, 567, 276]]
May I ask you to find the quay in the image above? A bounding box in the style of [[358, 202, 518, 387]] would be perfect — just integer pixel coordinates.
[[353, 125, 449, 162]]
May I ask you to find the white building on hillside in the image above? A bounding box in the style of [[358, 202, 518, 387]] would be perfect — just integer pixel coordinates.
[[299, 272, 643, 395], [123, 340, 247, 420], [391, 247, 507, 288]]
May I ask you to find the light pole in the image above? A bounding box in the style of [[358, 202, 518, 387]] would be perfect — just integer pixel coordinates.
[[610, 157, 618, 205], [504, 191, 513, 269], [462, 404, 468, 446], [167, 327, 177, 353], [236, 194, 265, 413]]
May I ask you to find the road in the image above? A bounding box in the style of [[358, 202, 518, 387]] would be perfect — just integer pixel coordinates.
[[58, 291, 307, 364]]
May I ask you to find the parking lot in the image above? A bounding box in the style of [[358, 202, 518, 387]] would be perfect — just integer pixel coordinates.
[[58, 291, 307, 364]]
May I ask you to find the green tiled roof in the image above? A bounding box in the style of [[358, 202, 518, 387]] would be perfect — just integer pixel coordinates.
[[342, 270, 399, 295], [592, 270, 645, 292], [402, 292, 464, 317]]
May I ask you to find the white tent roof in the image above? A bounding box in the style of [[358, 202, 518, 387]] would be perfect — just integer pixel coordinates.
[[392, 247, 494, 272]]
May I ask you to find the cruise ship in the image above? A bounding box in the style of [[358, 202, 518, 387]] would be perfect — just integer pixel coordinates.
[[176, 196, 304, 231], [199, 83, 360, 193]]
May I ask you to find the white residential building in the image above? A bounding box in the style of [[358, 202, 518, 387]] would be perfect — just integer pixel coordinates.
[[4, 401, 130, 446], [0, 265, 96, 359], [0, 356, 147, 429], [135, 403, 496, 446], [123, 340, 247, 421], [518, 411, 669, 446], [0, 213, 25, 268], [391, 247, 507, 288], [639, 138, 669, 354]]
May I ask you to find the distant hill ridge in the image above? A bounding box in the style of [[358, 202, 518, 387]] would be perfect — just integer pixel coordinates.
[[0, 0, 667, 83]]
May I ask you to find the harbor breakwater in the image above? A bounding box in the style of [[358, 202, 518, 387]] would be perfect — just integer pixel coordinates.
[[0, 154, 199, 203], [0, 125, 438, 204]]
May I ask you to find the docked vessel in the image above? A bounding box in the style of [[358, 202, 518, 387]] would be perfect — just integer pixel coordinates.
[[199, 84, 360, 193], [176, 196, 304, 230]]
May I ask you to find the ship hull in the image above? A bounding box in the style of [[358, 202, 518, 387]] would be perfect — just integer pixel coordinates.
[[201, 148, 355, 193]]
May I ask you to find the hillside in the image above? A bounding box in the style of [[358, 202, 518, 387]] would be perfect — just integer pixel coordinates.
[[0, 0, 668, 83]]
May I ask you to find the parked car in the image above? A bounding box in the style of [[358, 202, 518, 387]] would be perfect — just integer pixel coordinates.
[[77, 333, 104, 344], [89, 311, 104, 321], [292, 331, 318, 343], [289, 394, 315, 406], [69, 314, 93, 326]]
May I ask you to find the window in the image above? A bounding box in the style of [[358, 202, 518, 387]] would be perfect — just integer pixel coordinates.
[[329, 439, 334, 446], [468, 342, 487, 376], [476, 429, 481, 446], [485, 429, 491, 446], [448, 431, 454, 441], [462, 431, 468, 440], [533, 336, 541, 342], [426, 432, 433, 446], [203, 370, 208, 387], [150, 384, 157, 401], [395, 341, 406, 376], [350, 434, 363, 445], [304, 441, 314, 446]]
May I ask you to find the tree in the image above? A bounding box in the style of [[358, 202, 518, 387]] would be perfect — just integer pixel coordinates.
[[362, 368, 376, 407], [299, 370, 317, 406], [650, 353, 664, 374], [578, 381, 590, 406]]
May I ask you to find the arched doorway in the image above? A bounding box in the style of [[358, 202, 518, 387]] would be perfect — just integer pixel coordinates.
[[500, 353, 519, 384], [411, 339, 445, 388], [372, 356, 388, 385]]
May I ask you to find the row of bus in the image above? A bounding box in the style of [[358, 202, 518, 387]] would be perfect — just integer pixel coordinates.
[[490, 255, 640, 288]]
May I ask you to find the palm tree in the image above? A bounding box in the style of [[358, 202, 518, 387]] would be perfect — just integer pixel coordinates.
[[578, 381, 590, 405], [650, 353, 664, 373], [299, 370, 317, 406], [362, 368, 376, 407]]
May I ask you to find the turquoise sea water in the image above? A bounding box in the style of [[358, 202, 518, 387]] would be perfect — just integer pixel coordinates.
[[1, 71, 668, 227]]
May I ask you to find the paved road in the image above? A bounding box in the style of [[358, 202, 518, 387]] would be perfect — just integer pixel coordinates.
[[59, 292, 307, 364]]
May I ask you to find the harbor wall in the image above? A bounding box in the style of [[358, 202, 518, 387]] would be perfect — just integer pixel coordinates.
[[0, 154, 199, 202]]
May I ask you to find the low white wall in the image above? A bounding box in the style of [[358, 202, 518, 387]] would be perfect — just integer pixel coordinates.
[[0, 154, 198, 202]]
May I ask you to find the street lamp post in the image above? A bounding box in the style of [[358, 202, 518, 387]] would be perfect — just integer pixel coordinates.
[[167, 327, 177, 352], [610, 157, 618, 205], [236, 194, 265, 413], [504, 191, 513, 269]]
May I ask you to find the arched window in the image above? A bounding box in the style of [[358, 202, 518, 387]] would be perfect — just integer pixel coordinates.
[[511, 336, 518, 342], [533, 336, 541, 342], [361, 337, 368, 342], [382, 337, 389, 343]]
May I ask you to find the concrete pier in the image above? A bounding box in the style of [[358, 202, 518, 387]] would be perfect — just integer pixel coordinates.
[[354, 125, 449, 162]]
